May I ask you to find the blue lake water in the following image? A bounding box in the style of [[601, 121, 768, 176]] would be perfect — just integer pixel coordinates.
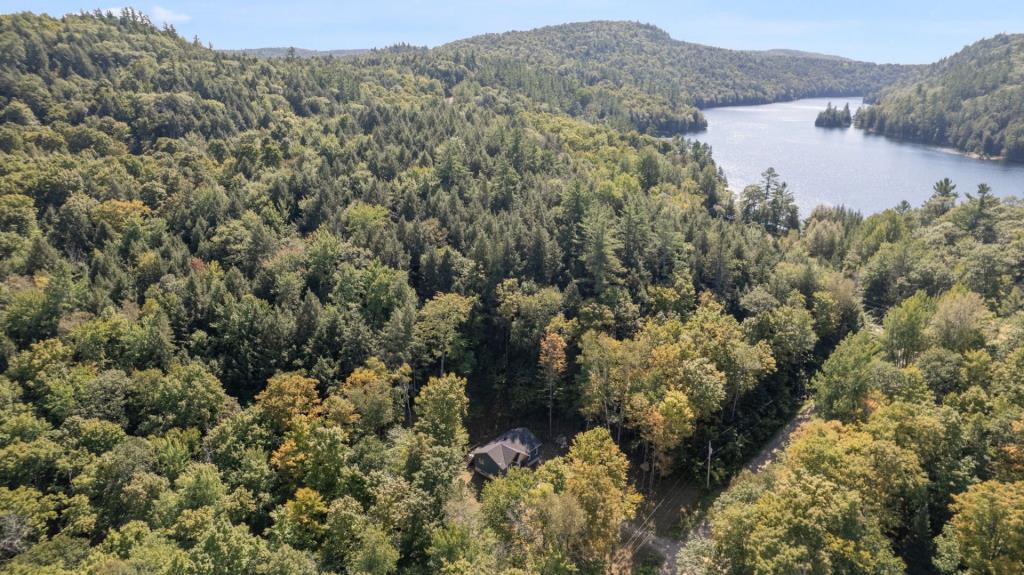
[[693, 97, 1024, 216]]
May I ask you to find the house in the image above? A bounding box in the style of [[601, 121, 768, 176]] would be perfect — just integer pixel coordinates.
[[469, 428, 542, 478]]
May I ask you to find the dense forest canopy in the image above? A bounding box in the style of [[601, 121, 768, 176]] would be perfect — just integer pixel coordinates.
[[855, 33, 1024, 161], [1, 8, 1023, 575], [681, 177, 1024, 574]]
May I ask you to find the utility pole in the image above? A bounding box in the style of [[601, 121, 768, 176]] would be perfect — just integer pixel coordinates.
[[706, 440, 714, 489]]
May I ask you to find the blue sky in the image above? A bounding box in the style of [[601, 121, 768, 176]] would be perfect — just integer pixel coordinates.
[[4, 1, 1023, 63]]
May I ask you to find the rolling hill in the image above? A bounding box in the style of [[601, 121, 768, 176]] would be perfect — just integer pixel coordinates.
[[222, 47, 368, 59], [855, 33, 1024, 161], [229, 22, 921, 136], [417, 21, 920, 135]]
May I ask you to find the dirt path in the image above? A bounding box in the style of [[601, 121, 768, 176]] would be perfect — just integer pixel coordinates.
[[743, 402, 816, 474], [625, 402, 816, 574], [621, 522, 683, 574]]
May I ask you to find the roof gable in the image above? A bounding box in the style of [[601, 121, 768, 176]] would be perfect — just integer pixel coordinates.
[[471, 427, 541, 469]]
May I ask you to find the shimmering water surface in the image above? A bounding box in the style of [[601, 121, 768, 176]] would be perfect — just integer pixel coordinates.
[[694, 97, 1024, 215]]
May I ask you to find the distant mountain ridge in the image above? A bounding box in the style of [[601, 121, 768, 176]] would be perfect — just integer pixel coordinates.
[[222, 47, 368, 59], [436, 21, 919, 108], [230, 21, 919, 136], [760, 48, 851, 61], [241, 45, 854, 64]]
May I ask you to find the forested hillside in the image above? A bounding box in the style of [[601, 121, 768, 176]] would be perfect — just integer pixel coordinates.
[[680, 181, 1024, 574], [222, 47, 368, 59], [855, 34, 1024, 161], [237, 22, 916, 137], [1, 9, 1022, 575], [430, 21, 918, 134]]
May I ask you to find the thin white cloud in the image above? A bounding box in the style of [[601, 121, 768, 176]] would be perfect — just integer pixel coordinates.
[[151, 5, 191, 25]]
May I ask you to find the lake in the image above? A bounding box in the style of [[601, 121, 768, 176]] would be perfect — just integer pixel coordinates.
[[693, 97, 1024, 216]]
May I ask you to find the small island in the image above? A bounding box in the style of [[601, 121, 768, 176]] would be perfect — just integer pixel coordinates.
[[814, 102, 853, 128]]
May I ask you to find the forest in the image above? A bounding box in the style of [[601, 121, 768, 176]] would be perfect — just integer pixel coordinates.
[[680, 176, 1024, 574], [814, 102, 852, 128], [855, 33, 1024, 161], [0, 9, 1023, 575], [422, 21, 919, 135]]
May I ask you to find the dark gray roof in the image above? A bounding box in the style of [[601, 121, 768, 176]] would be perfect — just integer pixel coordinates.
[[471, 427, 541, 464]]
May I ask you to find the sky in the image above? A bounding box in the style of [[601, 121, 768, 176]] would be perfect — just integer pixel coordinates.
[[4, 1, 1024, 64]]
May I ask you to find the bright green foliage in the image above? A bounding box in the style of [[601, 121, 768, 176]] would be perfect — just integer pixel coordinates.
[[0, 486, 57, 559], [813, 331, 883, 422], [936, 480, 1024, 574], [0, 10, 1021, 575], [413, 293, 475, 376], [702, 419, 927, 574], [883, 291, 932, 367], [414, 374, 469, 450]]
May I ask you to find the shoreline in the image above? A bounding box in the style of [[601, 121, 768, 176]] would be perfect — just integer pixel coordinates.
[[858, 127, 1012, 163], [688, 97, 1018, 165]]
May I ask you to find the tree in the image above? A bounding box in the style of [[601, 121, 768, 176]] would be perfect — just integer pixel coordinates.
[[578, 205, 624, 296], [3, 267, 74, 347], [781, 420, 927, 534], [436, 138, 469, 191], [268, 488, 328, 551], [0, 194, 36, 237], [560, 428, 641, 563], [740, 168, 799, 235], [923, 178, 958, 220], [742, 293, 817, 369], [480, 428, 639, 571], [538, 331, 568, 437], [935, 480, 1024, 575], [214, 294, 296, 399], [814, 102, 852, 128], [135, 362, 229, 434], [255, 372, 322, 434], [319, 496, 365, 570], [187, 517, 271, 575], [927, 287, 992, 353], [637, 146, 661, 191], [644, 389, 695, 474], [716, 472, 905, 574], [577, 330, 641, 442], [338, 357, 405, 434], [413, 293, 474, 376], [883, 291, 932, 367], [813, 331, 882, 422], [0, 486, 56, 559], [685, 296, 775, 417], [348, 522, 399, 575], [960, 183, 999, 242], [427, 487, 501, 574], [414, 374, 469, 450]]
